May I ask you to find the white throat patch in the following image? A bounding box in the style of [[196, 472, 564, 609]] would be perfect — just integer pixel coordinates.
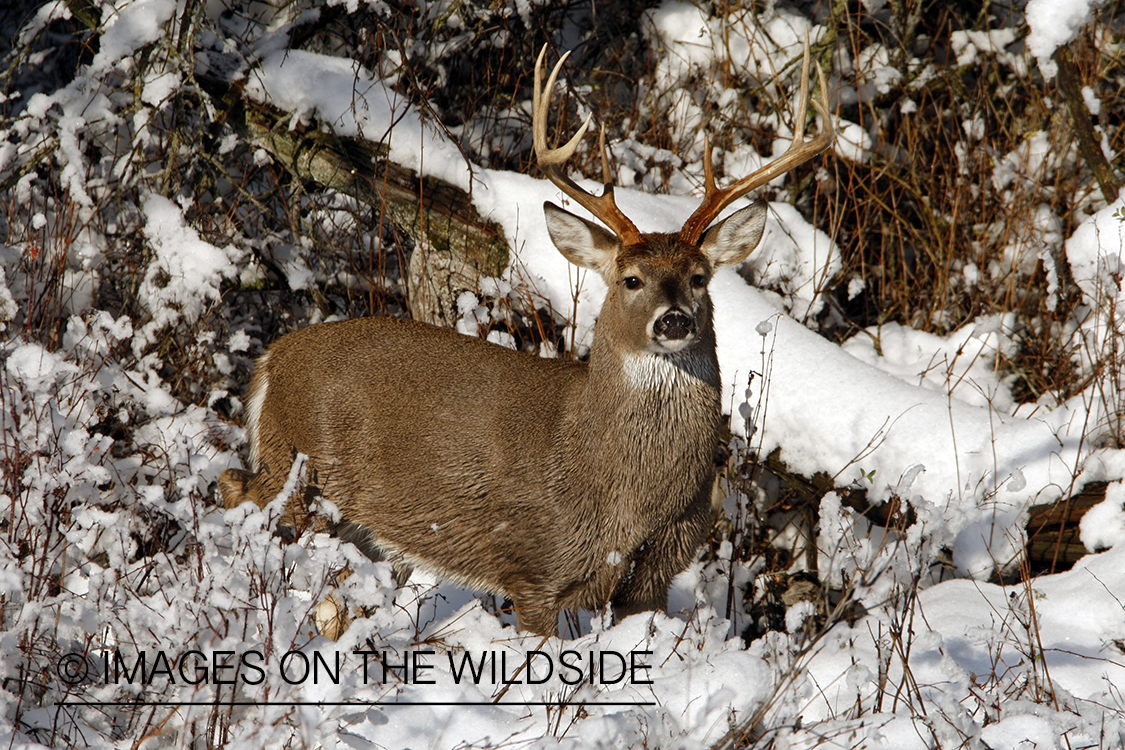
[[622, 352, 715, 392]]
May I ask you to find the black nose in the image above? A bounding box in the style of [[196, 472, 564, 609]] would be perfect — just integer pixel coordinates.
[[654, 310, 694, 340]]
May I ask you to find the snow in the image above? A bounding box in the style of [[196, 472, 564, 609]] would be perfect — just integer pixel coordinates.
[[245, 48, 479, 194], [793, 545, 1125, 746], [2, 1, 1124, 749], [713, 270, 1083, 580], [1081, 480, 1125, 550], [136, 194, 244, 353], [840, 316, 1019, 412], [1026, 0, 1108, 77], [950, 28, 1020, 67], [833, 118, 872, 163], [1065, 193, 1125, 306], [90, 0, 178, 74], [0, 267, 17, 328]]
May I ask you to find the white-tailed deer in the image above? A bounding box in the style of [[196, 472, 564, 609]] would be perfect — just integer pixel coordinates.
[[221, 44, 832, 637]]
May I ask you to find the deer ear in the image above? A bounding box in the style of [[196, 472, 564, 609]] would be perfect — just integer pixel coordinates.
[[544, 202, 619, 272], [699, 200, 767, 269]]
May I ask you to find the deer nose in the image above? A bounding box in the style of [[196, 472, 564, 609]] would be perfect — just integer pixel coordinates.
[[654, 310, 694, 340]]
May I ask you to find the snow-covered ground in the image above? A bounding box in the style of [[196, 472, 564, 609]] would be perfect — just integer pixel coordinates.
[[2, 0, 1124, 748]]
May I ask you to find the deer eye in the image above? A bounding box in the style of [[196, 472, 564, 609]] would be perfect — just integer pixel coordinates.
[[690, 274, 706, 288], [623, 276, 644, 290]]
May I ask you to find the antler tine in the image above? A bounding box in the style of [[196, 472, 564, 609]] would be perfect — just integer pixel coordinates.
[[533, 47, 591, 167], [679, 33, 835, 246], [533, 45, 642, 245]]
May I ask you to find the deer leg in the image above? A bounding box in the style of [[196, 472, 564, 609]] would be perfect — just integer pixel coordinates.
[[219, 464, 314, 544], [612, 497, 716, 623], [512, 591, 561, 637], [219, 468, 272, 509]]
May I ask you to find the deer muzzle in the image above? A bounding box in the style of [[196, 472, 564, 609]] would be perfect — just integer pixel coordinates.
[[654, 309, 694, 341]]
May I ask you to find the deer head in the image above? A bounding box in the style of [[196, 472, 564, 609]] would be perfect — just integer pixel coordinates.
[[531, 42, 833, 362]]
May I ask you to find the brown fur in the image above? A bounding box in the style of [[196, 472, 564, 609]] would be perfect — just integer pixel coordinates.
[[221, 200, 769, 636]]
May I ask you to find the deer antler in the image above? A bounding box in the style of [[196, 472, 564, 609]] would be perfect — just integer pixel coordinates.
[[533, 46, 643, 246], [678, 35, 835, 246]]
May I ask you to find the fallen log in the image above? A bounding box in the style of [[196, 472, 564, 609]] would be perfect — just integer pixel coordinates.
[[1026, 481, 1109, 575], [760, 452, 1110, 576]]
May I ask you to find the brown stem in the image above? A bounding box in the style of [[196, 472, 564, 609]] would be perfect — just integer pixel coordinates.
[[1053, 45, 1122, 203]]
